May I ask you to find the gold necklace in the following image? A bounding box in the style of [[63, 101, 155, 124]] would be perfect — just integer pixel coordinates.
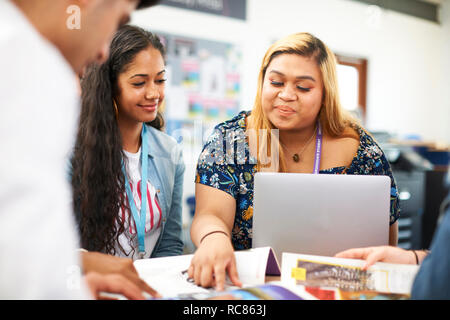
[[280, 127, 316, 163]]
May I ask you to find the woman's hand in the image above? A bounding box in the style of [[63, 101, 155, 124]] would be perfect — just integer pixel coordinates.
[[81, 251, 160, 297], [188, 233, 242, 291], [189, 184, 241, 291], [335, 245, 416, 270]]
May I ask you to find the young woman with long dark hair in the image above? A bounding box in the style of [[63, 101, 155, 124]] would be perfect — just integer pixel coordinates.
[[71, 25, 185, 261]]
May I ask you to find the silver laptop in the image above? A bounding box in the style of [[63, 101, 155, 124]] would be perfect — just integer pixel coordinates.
[[252, 172, 391, 261]]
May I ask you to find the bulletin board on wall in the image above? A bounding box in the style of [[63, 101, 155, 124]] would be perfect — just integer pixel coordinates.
[[155, 30, 243, 142]]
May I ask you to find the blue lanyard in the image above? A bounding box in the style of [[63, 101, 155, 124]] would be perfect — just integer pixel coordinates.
[[122, 125, 149, 258]]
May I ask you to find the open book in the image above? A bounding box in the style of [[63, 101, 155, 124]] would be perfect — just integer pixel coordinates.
[[281, 252, 420, 300], [133, 247, 420, 300]]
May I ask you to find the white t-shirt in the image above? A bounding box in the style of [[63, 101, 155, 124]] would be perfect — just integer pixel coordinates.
[[118, 148, 162, 260], [0, 0, 90, 299]]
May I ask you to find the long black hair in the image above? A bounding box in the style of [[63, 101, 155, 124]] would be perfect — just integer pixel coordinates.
[[71, 25, 165, 254]]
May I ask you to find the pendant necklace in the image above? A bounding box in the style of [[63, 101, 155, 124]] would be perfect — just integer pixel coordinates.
[[281, 124, 317, 163]]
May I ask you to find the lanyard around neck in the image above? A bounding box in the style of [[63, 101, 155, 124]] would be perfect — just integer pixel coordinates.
[[312, 121, 323, 174], [122, 125, 149, 259]]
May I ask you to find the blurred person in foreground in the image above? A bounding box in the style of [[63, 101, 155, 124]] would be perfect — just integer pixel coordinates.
[[0, 0, 160, 299]]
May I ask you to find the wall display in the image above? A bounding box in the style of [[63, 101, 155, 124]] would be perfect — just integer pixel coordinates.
[[156, 30, 242, 143]]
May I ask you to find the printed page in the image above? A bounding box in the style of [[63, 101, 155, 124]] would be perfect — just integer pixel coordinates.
[[134, 247, 277, 298], [368, 263, 420, 294], [281, 252, 419, 295], [135, 254, 209, 298]]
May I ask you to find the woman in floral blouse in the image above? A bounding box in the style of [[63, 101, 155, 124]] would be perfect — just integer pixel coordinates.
[[187, 32, 400, 290]]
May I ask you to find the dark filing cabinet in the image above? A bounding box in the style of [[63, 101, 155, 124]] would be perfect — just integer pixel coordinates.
[[377, 139, 433, 250], [394, 169, 426, 249]]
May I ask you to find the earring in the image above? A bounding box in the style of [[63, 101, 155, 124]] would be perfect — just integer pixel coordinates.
[[113, 100, 119, 118]]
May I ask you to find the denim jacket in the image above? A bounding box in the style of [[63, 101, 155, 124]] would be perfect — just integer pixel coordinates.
[[144, 125, 185, 257], [69, 124, 185, 258]]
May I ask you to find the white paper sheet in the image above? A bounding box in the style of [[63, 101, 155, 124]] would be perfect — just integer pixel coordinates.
[[134, 247, 278, 298]]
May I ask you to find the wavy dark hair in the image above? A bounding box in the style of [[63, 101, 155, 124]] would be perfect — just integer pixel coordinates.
[[71, 25, 166, 255]]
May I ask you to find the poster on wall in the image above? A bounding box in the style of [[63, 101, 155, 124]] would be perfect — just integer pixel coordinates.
[[155, 30, 242, 143]]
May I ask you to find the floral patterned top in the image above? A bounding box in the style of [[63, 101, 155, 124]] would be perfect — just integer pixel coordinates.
[[195, 111, 401, 250]]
